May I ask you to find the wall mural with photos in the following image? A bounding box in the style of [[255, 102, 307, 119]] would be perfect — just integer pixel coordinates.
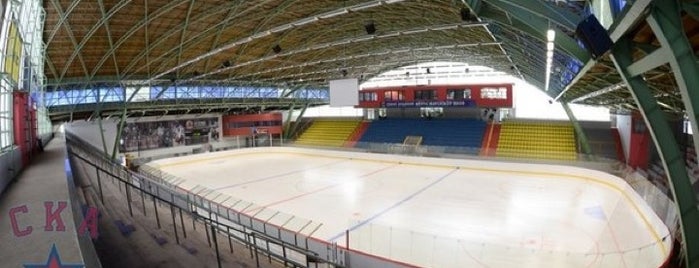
[[120, 117, 220, 152]]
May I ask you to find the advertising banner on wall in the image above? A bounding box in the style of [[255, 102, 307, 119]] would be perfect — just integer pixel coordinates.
[[383, 99, 475, 108], [120, 117, 219, 152]]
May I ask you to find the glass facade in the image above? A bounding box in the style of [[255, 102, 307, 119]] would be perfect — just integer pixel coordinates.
[[0, 80, 10, 149], [44, 85, 328, 107], [0, 0, 46, 151]]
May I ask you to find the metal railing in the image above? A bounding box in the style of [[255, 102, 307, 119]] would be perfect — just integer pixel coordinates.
[[114, 134, 682, 267], [65, 131, 338, 267]]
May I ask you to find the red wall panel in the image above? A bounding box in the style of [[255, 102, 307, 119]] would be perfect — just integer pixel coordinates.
[[222, 113, 283, 137], [356, 84, 513, 108], [627, 113, 650, 169], [13, 91, 34, 166]]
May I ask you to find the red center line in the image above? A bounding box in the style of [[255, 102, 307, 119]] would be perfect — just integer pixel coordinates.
[[243, 163, 399, 214]]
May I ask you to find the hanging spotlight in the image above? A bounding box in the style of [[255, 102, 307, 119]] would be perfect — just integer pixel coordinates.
[[460, 7, 476, 22], [544, 29, 556, 91], [364, 21, 376, 35]]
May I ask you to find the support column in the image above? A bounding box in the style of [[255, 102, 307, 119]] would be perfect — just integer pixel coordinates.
[[647, 1, 699, 163], [111, 107, 127, 161], [96, 115, 109, 156], [560, 102, 593, 159], [282, 102, 296, 138], [285, 103, 309, 140], [611, 36, 699, 268]]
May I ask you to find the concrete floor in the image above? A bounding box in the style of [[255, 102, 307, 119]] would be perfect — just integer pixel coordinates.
[[0, 134, 94, 267], [0, 133, 282, 268]]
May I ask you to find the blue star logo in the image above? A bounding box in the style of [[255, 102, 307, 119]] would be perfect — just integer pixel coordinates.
[[24, 244, 84, 268]]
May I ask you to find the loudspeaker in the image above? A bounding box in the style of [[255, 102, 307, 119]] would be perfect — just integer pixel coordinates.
[[364, 21, 376, 35], [460, 7, 476, 21], [272, 44, 282, 54], [575, 15, 612, 60]]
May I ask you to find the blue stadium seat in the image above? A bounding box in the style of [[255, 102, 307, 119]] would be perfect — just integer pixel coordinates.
[[358, 118, 486, 153]]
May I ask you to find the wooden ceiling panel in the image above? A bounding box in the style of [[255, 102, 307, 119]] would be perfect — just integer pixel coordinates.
[[45, 0, 512, 88]]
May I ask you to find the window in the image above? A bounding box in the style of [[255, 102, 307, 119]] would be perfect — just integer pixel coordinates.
[[36, 107, 51, 136], [0, 81, 12, 150], [447, 89, 471, 100], [359, 92, 377, 101], [5, 22, 22, 84], [414, 89, 437, 100], [480, 87, 507, 99], [383, 90, 404, 101], [1, 0, 55, 150]]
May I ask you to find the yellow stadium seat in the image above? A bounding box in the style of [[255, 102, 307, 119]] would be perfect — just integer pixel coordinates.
[[295, 119, 362, 147], [495, 121, 577, 161]]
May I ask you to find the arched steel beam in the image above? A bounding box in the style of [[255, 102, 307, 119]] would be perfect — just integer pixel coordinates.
[[231, 43, 502, 80], [144, 0, 150, 77], [83, 0, 189, 80], [50, 0, 90, 79], [174, 0, 197, 77], [146, 0, 408, 83], [263, 57, 514, 85], [56, 0, 131, 82], [201, 1, 247, 71], [555, 0, 652, 101], [120, 2, 272, 101], [97, 0, 122, 79], [44, 54, 60, 81], [218, 0, 302, 82], [183, 22, 489, 82], [479, 2, 590, 63], [611, 36, 698, 268], [486, 0, 582, 31], [120, 1, 273, 78], [44, 0, 83, 46], [647, 1, 699, 166]]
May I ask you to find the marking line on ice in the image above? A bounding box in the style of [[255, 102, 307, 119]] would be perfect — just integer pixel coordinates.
[[154, 149, 667, 256], [327, 168, 459, 242], [243, 163, 399, 214], [213, 159, 349, 190]]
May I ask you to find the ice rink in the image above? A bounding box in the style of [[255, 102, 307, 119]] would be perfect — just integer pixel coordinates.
[[149, 147, 671, 267]]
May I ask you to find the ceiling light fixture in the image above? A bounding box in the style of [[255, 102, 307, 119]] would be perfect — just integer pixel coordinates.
[[544, 29, 555, 91]]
